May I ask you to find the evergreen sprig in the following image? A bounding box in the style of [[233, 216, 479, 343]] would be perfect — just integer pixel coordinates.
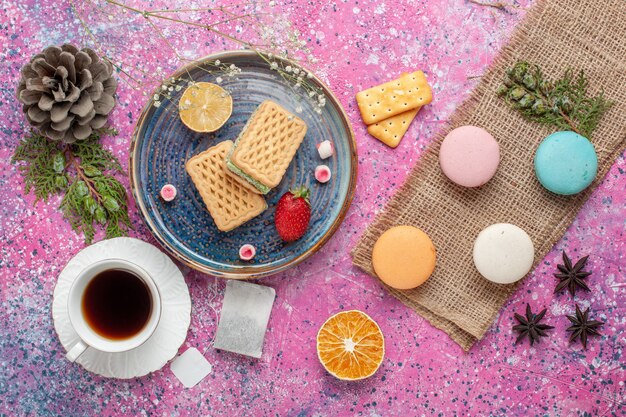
[[496, 61, 613, 138], [12, 128, 133, 244]]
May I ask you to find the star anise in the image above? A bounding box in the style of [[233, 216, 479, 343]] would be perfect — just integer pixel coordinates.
[[554, 251, 592, 296], [566, 304, 604, 350], [513, 304, 554, 346]]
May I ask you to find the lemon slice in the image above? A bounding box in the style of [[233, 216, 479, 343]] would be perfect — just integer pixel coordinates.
[[178, 82, 233, 133]]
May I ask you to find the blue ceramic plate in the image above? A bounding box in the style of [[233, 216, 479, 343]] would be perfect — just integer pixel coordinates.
[[130, 51, 357, 278]]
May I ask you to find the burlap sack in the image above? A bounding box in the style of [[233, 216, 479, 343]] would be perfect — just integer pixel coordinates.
[[351, 0, 626, 351]]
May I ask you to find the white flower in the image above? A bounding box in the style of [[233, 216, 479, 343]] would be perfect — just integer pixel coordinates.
[[318, 97, 326, 106], [175, 85, 182, 91], [154, 101, 161, 108], [307, 72, 313, 79], [214, 59, 221, 66], [309, 91, 315, 97], [168, 86, 174, 91], [270, 62, 279, 70], [285, 65, 292, 73], [293, 83, 301, 90], [161, 85, 167, 91], [293, 68, 300, 75], [268, 52, 273, 59], [318, 94, 325, 101], [153, 94, 159, 100], [314, 107, 322, 114], [230, 64, 236, 70], [269, 0, 275, 6], [295, 105, 303, 113], [216, 77, 223, 84]]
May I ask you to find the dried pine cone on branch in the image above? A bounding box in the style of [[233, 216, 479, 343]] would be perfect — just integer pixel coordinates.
[[16, 44, 117, 143]]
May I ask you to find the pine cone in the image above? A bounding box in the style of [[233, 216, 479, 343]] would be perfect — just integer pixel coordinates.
[[16, 44, 118, 143]]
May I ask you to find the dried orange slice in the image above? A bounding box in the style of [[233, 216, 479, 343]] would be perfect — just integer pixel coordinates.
[[316, 310, 385, 380], [178, 82, 232, 132]]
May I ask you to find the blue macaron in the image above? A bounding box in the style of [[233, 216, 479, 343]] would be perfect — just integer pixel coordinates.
[[534, 131, 598, 195]]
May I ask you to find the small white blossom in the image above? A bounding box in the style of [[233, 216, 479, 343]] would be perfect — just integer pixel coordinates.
[[309, 91, 315, 97], [270, 62, 278, 70], [293, 68, 300, 75], [175, 85, 182, 91], [314, 107, 323, 114], [307, 72, 313, 79], [153, 94, 159, 100], [216, 77, 223, 84], [269, 0, 275, 6], [285, 65, 292, 73], [230, 64, 236, 70], [268, 52, 273, 58], [318, 94, 325, 101], [295, 105, 303, 113], [161, 85, 167, 91], [168, 86, 174, 92], [293, 83, 301, 90], [214, 59, 221, 66], [154, 101, 161, 108]]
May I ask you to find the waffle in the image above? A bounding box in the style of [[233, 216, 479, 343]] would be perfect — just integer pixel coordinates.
[[185, 141, 267, 232], [225, 101, 307, 194]]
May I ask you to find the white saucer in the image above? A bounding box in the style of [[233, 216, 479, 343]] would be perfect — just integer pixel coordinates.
[[52, 237, 191, 378]]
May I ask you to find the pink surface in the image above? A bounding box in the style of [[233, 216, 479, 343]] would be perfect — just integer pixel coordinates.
[[439, 125, 500, 187], [1, 0, 625, 416]]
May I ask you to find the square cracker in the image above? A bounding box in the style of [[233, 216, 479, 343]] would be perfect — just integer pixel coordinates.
[[356, 71, 432, 125], [185, 141, 267, 232], [228, 101, 307, 191], [367, 107, 420, 148]]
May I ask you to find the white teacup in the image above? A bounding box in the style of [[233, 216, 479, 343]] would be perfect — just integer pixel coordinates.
[[66, 259, 162, 362]]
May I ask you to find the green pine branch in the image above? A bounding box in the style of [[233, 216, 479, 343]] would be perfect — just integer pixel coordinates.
[[12, 129, 133, 245], [496, 61, 613, 138]]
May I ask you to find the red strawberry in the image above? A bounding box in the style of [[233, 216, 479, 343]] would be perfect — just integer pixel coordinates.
[[274, 186, 311, 242]]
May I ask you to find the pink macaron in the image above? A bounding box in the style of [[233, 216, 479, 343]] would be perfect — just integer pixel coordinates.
[[439, 125, 500, 187]]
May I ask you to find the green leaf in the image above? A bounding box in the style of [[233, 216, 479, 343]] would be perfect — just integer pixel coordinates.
[[497, 61, 613, 138], [83, 195, 98, 215], [82, 165, 102, 177], [102, 195, 119, 212], [75, 180, 89, 197], [70, 128, 123, 174], [95, 207, 107, 225], [54, 175, 68, 189], [16, 127, 132, 245], [52, 152, 65, 173], [11, 132, 64, 202]]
